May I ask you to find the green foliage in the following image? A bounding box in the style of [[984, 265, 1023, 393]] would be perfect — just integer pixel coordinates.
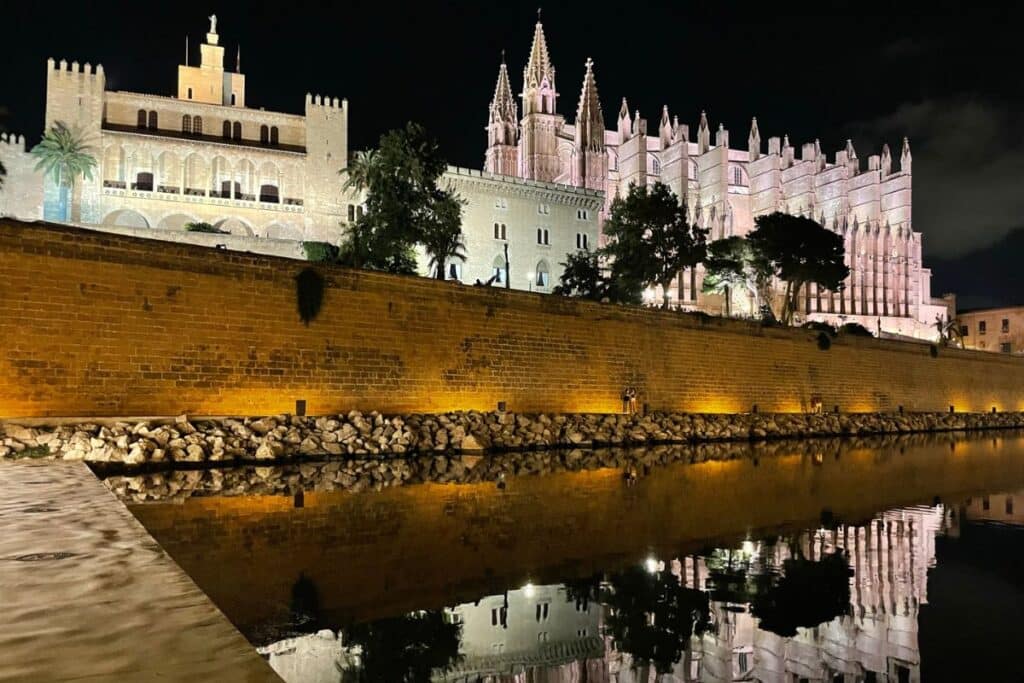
[[341, 610, 462, 682], [30, 121, 97, 190], [339, 123, 463, 276], [185, 221, 229, 234], [13, 445, 51, 459], [295, 268, 325, 326], [838, 322, 873, 337], [602, 566, 710, 674], [600, 182, 708, 308], [702, 236, 773, 316], [301, 241, 340, 263], [935, 315, 964, 348], [746, 212, 849, 325], [554, 250, 644, 304], [751, 552, 852, 637]]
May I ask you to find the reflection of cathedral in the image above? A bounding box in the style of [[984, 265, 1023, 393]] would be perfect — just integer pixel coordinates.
[[257, 506, 945, 683]]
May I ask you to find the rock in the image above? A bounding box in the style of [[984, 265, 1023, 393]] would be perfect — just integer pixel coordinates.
[[460, 434, 487, 452]]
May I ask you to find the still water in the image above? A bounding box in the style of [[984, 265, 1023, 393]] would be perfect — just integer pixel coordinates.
[[111, 432, 1024, 682]]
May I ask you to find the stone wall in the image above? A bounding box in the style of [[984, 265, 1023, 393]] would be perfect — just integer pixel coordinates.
[[2, 219, 1024, 419]]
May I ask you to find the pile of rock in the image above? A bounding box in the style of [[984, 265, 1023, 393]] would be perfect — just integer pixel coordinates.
[[3, 409, 1023, 466]]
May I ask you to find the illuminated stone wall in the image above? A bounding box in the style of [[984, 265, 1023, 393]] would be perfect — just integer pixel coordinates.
[[2, 219, 1024, 419]]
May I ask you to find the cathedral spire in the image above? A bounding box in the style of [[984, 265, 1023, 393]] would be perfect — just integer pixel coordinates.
[[574, 58, 604, 152], [524, 16, 554, 87], [618, 97, 631, 141], [659, 105, 672, 149], [901, 137, 912, 174], [485, 53, 519, 175], [697, 110, 710, 154], [748, 116, 761, 161], [880, 142, 892, 175]]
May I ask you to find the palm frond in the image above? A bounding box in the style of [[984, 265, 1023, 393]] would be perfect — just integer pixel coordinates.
[[30, 121, 97, 186]]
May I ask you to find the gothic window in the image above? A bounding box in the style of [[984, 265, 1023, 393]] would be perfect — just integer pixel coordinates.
[[733, 166, 743, 186], [137, 109, 146, 128], [193, 116, 203, 135], [134, 172, 154, 192], [494, 197, 508, 210], [270, 126, 279, 145], [231, 93, 237, 106], [348, 204, 356, 222], [493, 222, 507, 240], [651, 156, 660, 175], [147, 111, 158, 130], [222, 121, 231, 139], [576, 233, 589, 250], [535, 261, 550, 288], [260, 125, 269, 144], [259, 184, 279, 203], [182, 115, 192, 134], [232, 121, 242, 140], [576, 209, 589, 221], [492, 255, 507, 284], [536, 227, 549, 245]]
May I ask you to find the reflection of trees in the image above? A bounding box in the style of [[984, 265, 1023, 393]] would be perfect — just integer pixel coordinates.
[[290, 572, 322, 633], [602, 566, 710, 674], [750, 551, 852, 637], [341, 610, 461, 682]]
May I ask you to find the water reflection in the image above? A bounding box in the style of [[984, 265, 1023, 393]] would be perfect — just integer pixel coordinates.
[[118, 432, 1024, 682]]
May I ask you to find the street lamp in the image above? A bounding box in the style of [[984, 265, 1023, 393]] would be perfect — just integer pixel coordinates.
[[527, 271, 534, 292]]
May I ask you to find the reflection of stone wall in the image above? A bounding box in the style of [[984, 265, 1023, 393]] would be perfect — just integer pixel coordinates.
[[128, 434, 1024, 636], [5, 219, 1024, 419]]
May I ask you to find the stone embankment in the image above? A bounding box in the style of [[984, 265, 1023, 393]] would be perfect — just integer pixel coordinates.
[[2, 410, 1023, 466], [103, 432, 982, 504]]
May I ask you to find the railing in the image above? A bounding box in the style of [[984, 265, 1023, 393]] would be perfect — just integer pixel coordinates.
[[103, 180, 127, 189], [157, 185, 180, 195]]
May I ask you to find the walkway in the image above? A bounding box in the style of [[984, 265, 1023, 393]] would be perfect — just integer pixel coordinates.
[[0, 460, 279, 682]]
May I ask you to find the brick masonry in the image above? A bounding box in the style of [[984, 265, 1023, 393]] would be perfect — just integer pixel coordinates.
[[2, 219, 1023, 419]]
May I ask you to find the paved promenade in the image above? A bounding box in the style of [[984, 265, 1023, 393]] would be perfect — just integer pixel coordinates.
[[0, 460, 279, 682]]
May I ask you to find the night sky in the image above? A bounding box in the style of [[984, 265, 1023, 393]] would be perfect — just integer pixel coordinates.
[[2, 1, 1022, 304]]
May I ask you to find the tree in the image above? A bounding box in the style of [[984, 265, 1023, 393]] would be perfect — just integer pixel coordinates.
[[701, 236, 772, 317], [746, 212, 849, 325], [184, 221, 228, 234], [935, 315, 964, 348], [421, 190, 466, 280], [602, 565, 710, 674], [554, 249, 643, 304], [30, 121, 97, 222], [339, 124, 463, 276], [601, 182, 708, 309], [341, 610, 461, 682], [750, 551, 852, 637]]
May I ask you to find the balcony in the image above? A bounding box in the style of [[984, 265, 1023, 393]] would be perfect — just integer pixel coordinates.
[[101, 121, 307, 155]]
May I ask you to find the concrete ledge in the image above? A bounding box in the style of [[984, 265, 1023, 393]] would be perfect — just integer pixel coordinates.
[[0, 460, 279, 682]]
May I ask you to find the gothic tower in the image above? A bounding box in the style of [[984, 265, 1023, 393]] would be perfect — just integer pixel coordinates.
[[518, 17, 561, 182], [484, 55, 519, 176], [572, 58, 607, 191]]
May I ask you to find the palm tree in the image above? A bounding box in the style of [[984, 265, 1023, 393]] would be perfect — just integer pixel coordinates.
[[339, 149, 379, 195], [31, 121, 97, 221], [422, 192, 466, 280]]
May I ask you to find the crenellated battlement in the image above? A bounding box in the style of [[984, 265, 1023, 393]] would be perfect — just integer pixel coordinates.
[[47, 57, 105, 80], [0, 133, 26, 151], [304, 93, 347, 111]]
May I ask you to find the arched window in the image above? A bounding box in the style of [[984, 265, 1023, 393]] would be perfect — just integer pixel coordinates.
[[492, 255, 507, 284], [232, 121, 242, 139], [260, 125, 269, 144], [182, 115, 192, 134], [192, 116, 203, 135], [536, 260, 550, 288], [493, 222, 507, 240], [187, 87, 193, 100], [270, 126, 279, 145], [222, 121, 231, 139], [231, 93, 237, 106], [137, 109, 147, 128], [147, 111, 158, 130]]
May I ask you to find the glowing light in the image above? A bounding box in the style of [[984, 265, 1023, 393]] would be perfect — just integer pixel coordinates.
[[741, 540, 755, 556], [523, 582, 536, 598], [644, 557, 659, 574]]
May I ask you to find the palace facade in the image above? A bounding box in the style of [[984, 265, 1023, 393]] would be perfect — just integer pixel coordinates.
[[484, 18, 950, 336]]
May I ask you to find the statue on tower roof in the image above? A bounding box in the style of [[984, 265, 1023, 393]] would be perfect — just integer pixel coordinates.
[[208, 14, 217, 34]]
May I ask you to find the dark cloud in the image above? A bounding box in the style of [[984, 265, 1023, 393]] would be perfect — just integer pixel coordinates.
[[849, 98, 1024, 258]]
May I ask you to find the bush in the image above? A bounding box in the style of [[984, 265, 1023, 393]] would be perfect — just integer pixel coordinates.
[[185, 221, 229, 234], [817, 332, 832, 350], [803, 321, 837, 336], [301, 241, 340, 263], [838, 322, 873, 337]]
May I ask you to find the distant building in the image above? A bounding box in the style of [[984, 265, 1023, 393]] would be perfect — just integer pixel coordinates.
[[956, 306, 1024, 354], [483, 17, 950, 337]]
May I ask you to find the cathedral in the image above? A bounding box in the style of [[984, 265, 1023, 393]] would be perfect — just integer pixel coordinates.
[[484, 17, 949, 337]]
